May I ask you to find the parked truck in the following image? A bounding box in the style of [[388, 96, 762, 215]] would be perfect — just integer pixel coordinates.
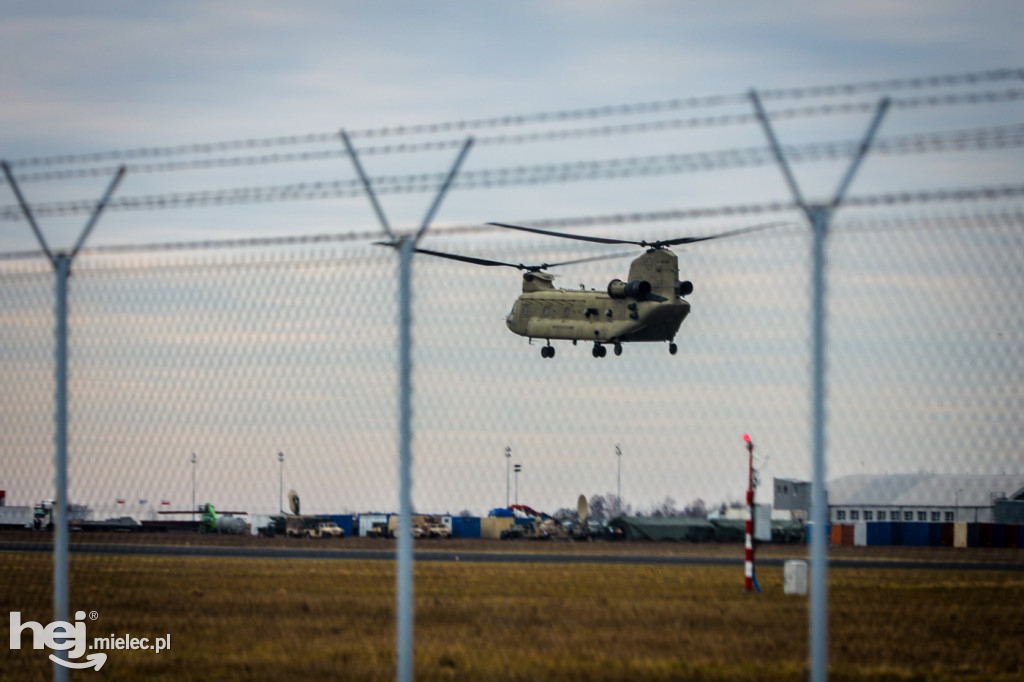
[[387, 515, 452, 539], [284, 514, 345, 539]]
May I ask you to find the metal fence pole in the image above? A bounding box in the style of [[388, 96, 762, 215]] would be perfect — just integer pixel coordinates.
[[340, 133, 472, 682], [1, 161, 124, 682], [808, 207, 829, 682], [749, 91, 887, 682], [52, 254, 70, 681], [396, 237, 415, 682]]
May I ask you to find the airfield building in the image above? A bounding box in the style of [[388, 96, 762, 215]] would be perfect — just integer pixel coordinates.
[[826, 473, 1024, 525]]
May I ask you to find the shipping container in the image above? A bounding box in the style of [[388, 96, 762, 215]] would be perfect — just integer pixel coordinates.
[[991, 523, 1006, 549], [928, 523, 943, 547], [480, 517, 514, 539], [940, 523, 954, 547], [979, 523, 993, 548], [902, 523, 930, 546], [326, 515, 354, 537], [451, 516, 481, 538], [853, 522, 867, 547], [841, 524, 855, 546], [890, 521, 904, 546], [866, 522, 892, 546], [967, 523, 980, 548], [953, 522, 968, 548], [830, 523, 844, 546], [358, 514, 390, 537]]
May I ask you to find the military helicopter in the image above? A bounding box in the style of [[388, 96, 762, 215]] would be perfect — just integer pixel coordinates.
[[392, 221, 784, 358]]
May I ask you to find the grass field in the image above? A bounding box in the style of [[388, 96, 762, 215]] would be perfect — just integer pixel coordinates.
[[2, 546, 1023, 681]]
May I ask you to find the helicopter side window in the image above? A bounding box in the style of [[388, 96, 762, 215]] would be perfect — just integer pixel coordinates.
[[542, 305, 551, 318], [605, 309, 613, 319], [562, 306, 572, 318]]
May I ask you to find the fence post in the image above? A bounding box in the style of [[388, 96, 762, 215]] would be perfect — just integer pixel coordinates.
[[1, 161, 124, 682], [341, 134, 473, 682], [749, 92, 888, 682]]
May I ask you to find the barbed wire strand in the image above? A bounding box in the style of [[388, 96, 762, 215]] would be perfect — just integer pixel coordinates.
[[2, 192, 1021, 263], [5, 68, 1022, 171], [3, 123, 1022, 221], [5, 89, 1023, 185]]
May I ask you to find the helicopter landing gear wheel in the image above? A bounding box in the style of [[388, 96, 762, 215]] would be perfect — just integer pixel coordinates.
[[593, 344, 607, 358], [613, 343, 622, 356], [541, 345, 555, 359], [669, 342, 678, 355]]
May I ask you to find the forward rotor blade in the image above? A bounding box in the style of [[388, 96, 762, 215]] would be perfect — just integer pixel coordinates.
[[412, 246, 529, 269], [542, 251, 637, 269], [488, 222, 642, 246], [376, 241, 526, 268]]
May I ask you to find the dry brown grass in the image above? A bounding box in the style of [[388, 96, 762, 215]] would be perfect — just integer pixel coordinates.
[[1, 550, 1022, 681]]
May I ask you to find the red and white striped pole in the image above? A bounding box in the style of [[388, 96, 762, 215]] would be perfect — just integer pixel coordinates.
[[744, 433, 755, 593]]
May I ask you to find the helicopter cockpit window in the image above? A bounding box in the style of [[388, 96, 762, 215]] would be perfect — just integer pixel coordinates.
[[519, 304, 528, 317]]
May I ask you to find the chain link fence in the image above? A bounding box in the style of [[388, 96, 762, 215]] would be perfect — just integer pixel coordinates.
[[2, 71, 1023, 680]]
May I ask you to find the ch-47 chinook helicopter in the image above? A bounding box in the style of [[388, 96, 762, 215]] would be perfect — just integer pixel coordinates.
[[397, 221, 784, 358]]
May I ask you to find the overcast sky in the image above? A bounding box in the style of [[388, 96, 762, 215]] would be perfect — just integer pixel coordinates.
[[2, 1, 1022, 249], [1, 2, 1022, 517]]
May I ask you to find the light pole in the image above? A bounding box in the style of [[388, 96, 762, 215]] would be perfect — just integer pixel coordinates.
[[190, 453, 197, 522], [278, 452, 285, 514], [514, 463, 522, 506], [616, 444, 622, 517], [505, 446, 511, 508]]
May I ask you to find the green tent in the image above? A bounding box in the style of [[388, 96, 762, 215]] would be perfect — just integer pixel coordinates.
[[609, 516, 716, 542]]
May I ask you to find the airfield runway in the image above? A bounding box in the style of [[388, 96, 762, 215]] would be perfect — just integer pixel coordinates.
[[1, 532, 1022, 571]]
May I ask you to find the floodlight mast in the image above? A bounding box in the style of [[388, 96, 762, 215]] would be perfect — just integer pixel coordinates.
[[750, 90, 888, 682], [2, 160, 125, 682], [341, 131, 472, 682]]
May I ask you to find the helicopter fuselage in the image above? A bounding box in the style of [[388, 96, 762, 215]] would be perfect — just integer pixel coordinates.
[[505, 249, 692, 353]]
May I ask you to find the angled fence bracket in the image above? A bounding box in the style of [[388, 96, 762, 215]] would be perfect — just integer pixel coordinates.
[[339, 132, 473, 682], [1, 161, 125, 682], [749, 91, 888, 682]]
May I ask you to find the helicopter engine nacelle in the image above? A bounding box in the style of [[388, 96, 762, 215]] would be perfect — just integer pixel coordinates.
[[677, 280, 693, 297], [607, 279, 652, 299]]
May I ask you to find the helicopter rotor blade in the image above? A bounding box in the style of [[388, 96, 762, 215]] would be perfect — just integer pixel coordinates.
[[376, 241, 632, 272], [541, 251, 637, 269], [489, 220, 792, 249], [410, 246, 531, 270], [655, 221, 792, 247], [488, 222, 643, 246]]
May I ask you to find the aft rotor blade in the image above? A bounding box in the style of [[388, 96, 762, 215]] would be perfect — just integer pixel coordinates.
[[379, 241, 632, 272], [488, 222, 643, 246], [490, 220, 790, 248], [656, 221, 791, 247]]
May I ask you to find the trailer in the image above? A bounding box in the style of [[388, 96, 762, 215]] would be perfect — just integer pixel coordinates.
[[0, 506, 32, 530]]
